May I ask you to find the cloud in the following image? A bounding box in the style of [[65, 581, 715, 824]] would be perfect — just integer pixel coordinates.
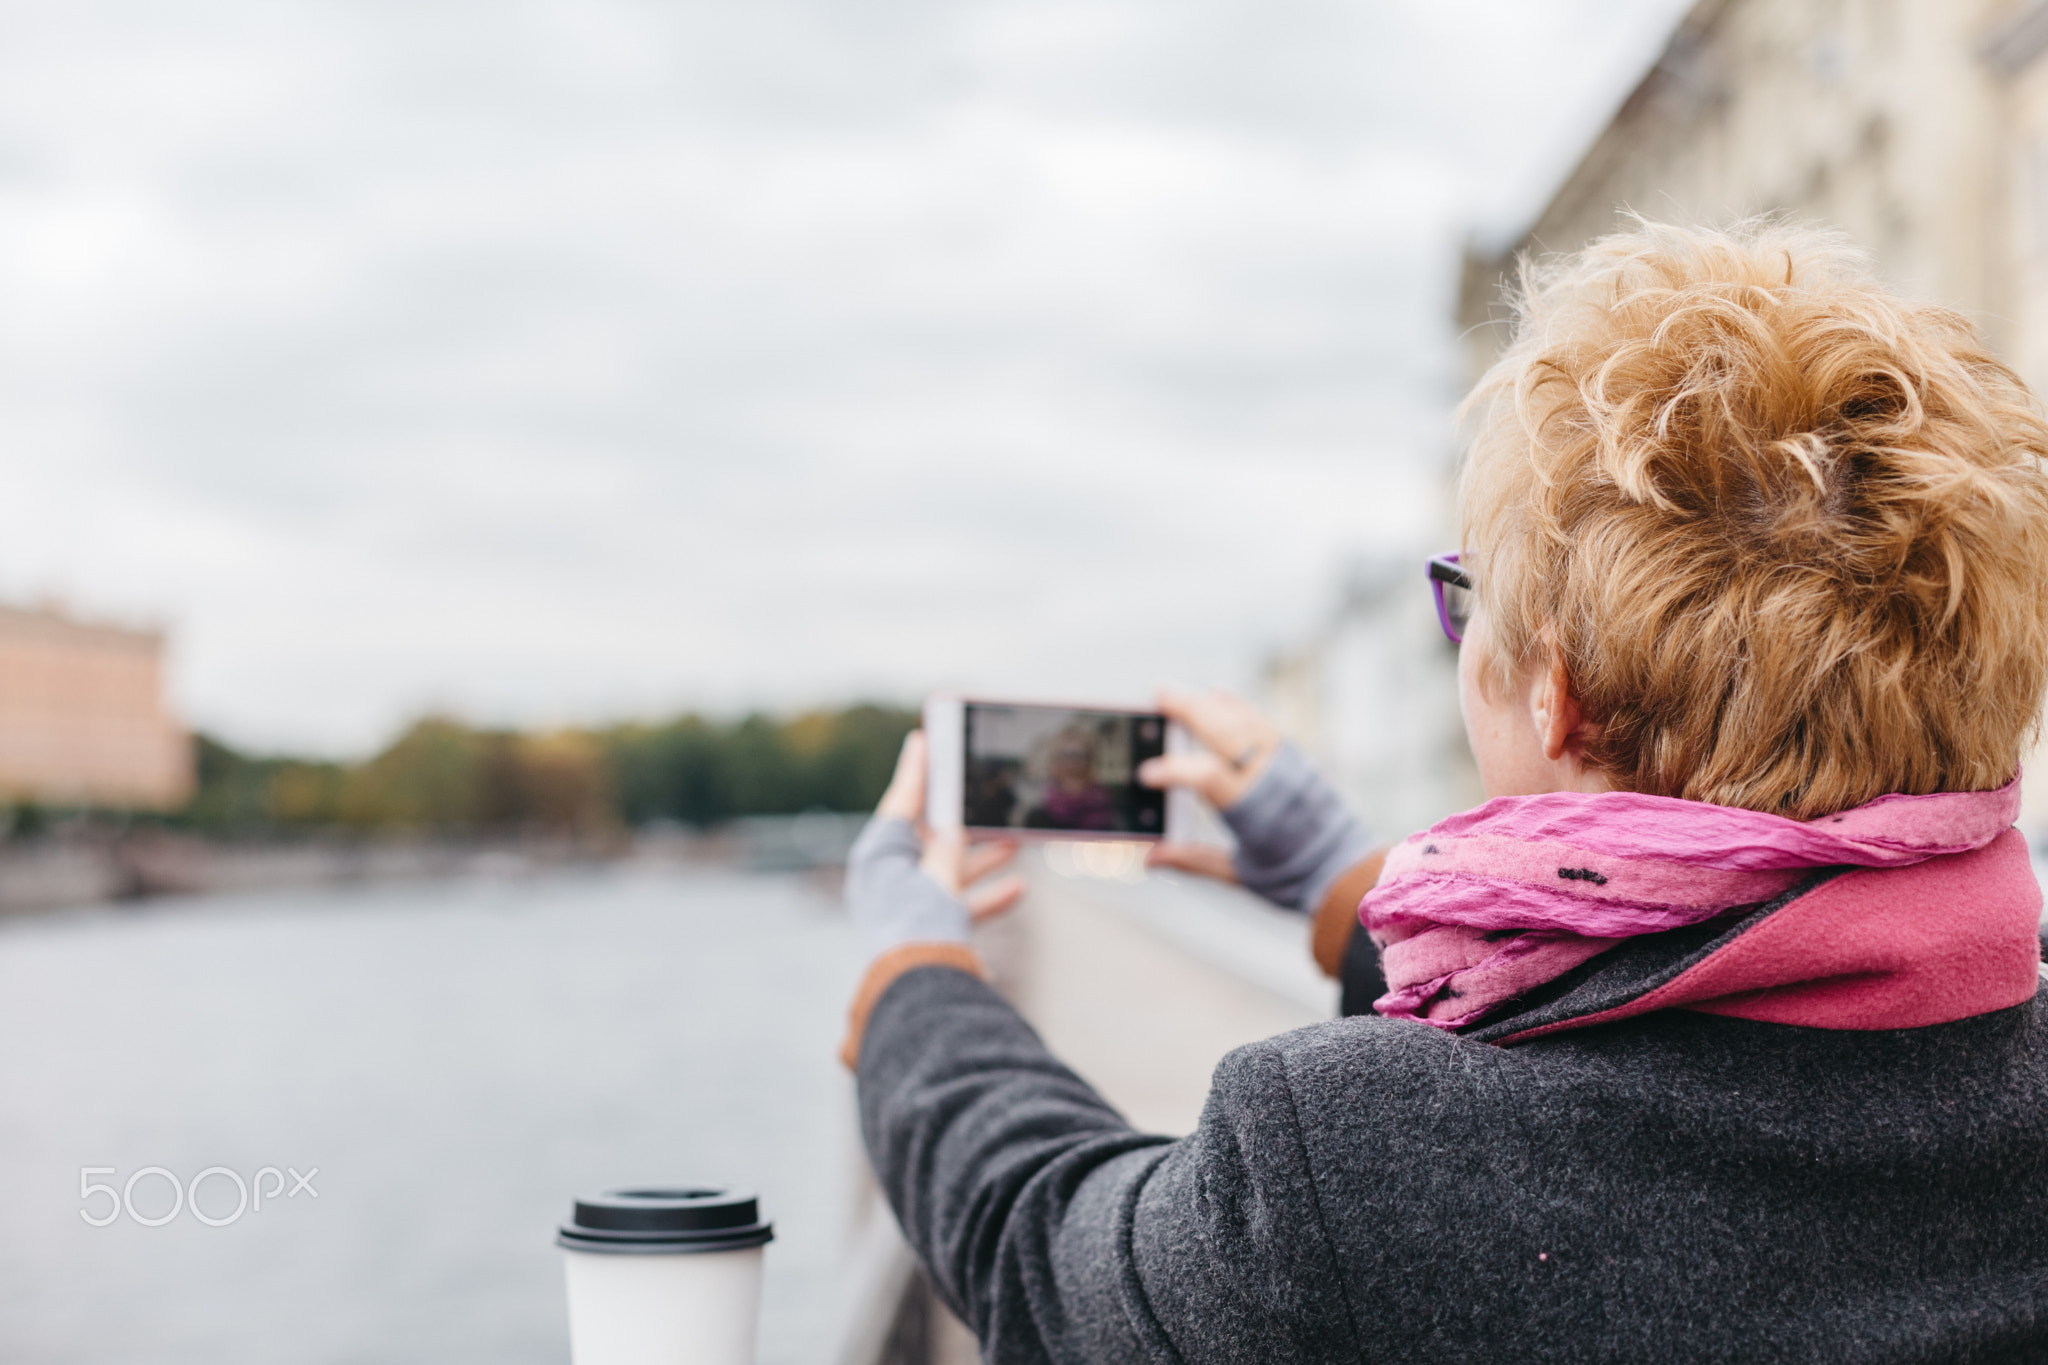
[[0, 0, 1690, 753]]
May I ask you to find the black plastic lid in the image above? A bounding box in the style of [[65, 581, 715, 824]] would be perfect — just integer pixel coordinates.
[[557, 1187, 774, 1256]]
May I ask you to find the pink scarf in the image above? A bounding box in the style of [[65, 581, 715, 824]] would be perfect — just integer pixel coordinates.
[[1362, 781, 2023, 1029]]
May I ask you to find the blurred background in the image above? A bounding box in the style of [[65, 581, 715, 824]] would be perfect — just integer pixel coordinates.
[[9, 0, 2048, 1361]]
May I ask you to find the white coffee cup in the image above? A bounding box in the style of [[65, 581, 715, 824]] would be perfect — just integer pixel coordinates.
[[558, 1187, 774, 1365]]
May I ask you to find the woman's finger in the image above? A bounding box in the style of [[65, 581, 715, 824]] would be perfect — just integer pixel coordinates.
[[1137, 751, 1238, 805], [960, 840, 1019, 886], [1157, 686, 1263, 755], [1155, 686, 1281, 803], [1145, 843, 1237, 883], [876, 730, 928, 823], [918, 823, 964, 895], [1155, 685, 1236, 751], [965, 873, 1027, 923]]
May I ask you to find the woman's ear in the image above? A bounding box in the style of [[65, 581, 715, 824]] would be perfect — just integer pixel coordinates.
[[1529, 632, 1587, 765]]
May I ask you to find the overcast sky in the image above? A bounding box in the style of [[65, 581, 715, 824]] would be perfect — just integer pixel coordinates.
[[0, 0, 1692, 755]]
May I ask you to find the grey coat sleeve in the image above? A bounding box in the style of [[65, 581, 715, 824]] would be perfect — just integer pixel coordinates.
[[1225, 744, 1376, 914], [856, 966, 1356, 1365]]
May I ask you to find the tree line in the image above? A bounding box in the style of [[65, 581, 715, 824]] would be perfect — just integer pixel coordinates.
[[180, 705, 917, 837]]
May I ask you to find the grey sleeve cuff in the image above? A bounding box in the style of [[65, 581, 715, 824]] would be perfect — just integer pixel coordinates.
[[1224, 743, 1375, 914], [844, 816, 972, 955]]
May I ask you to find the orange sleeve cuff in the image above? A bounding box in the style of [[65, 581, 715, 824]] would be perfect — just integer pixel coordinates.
[[838, 941, 988, 1070], [1310, 850, 1388, 980]]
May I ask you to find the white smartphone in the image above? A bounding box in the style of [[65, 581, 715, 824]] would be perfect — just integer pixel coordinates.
[[923, 694, 1196, 841]]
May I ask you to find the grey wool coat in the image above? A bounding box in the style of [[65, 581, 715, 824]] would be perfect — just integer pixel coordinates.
[[855, 883, 2048, 1363]]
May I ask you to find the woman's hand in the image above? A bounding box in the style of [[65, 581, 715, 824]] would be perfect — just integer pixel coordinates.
[[1136, 687, 1375, 914], [1136, 687, 1283, 883], [1139, 686, 1283, 807], [847, 732, 1024, 956]]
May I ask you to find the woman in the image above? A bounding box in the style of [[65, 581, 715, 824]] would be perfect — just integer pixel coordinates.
[[1024, 725, 1116, 831], [839, 221, 2048, 1362]]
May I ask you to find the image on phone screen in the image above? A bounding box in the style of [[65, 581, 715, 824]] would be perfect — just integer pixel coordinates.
[[962, 703, 1167, 834]]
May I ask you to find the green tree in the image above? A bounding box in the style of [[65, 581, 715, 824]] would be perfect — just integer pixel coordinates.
[[181, 734, 283, 834], [338, 718, 485, 829], [180, 703, 917, 836]]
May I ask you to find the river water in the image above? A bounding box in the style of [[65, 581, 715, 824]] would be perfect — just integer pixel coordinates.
[[0, 863, 870, 1364]]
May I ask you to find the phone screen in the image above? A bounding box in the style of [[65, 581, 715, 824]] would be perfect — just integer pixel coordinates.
[[962, 703, 1167, 835]]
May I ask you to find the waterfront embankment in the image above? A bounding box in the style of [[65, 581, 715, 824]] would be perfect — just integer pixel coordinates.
[[0, 812, 870, 915]]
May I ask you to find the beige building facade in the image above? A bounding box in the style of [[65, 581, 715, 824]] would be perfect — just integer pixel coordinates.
[[1458, 0, 2048, 376], [1990, 3, 2048, 393], [1457, 0, 2048, 835], [0, 604, 190, 811]]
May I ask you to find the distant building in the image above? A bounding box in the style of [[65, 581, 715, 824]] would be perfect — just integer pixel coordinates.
[[0, 604, 191, 811], [1459, 0, 2027, 384], [1455, 0, 2048, 833]]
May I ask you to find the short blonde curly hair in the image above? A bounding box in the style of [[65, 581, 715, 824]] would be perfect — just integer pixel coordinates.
[[1461, 218, 2048, 818]]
